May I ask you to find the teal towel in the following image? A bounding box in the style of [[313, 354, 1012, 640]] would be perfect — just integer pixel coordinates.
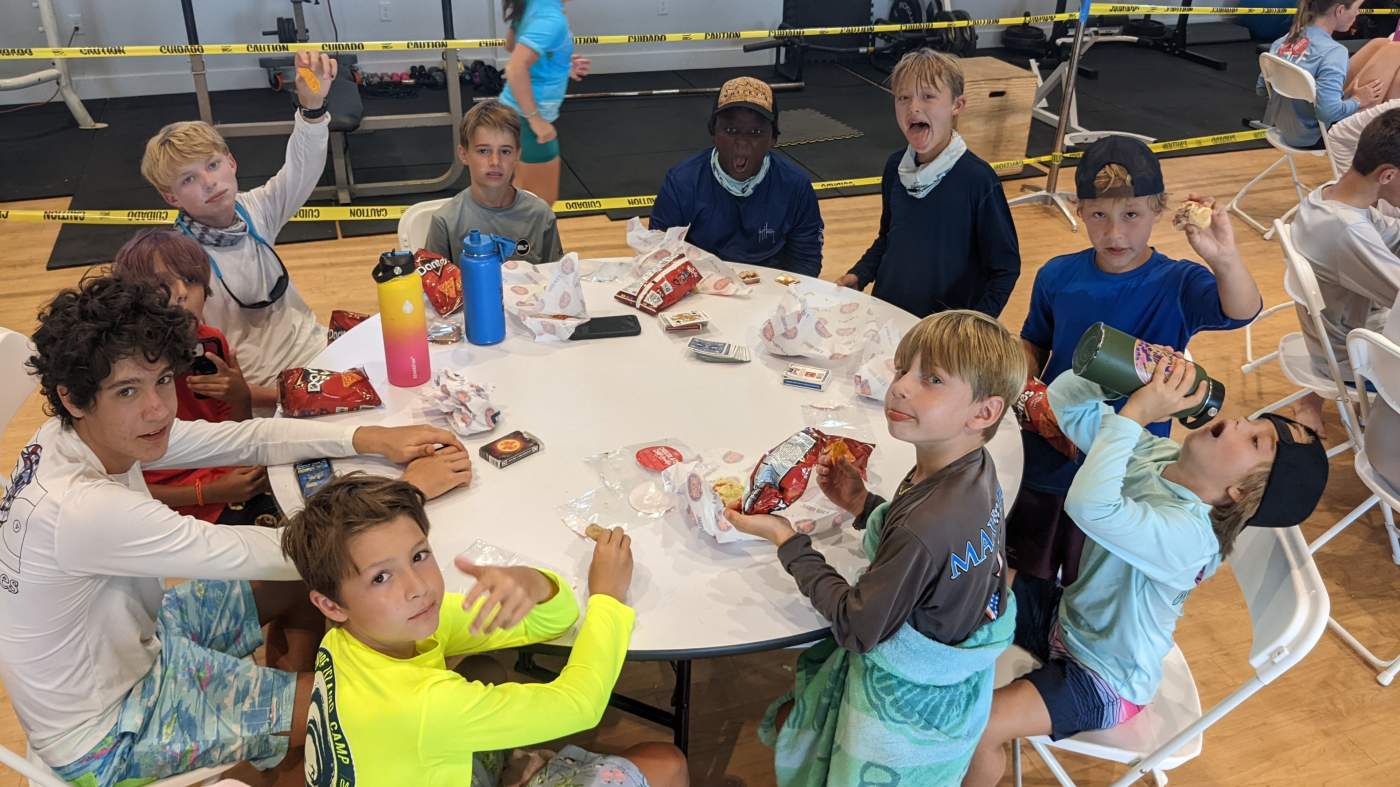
[[760, 502, 1015, 787]]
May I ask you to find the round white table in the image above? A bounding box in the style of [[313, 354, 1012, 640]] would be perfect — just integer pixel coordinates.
[[270, 258, 1022, 747]]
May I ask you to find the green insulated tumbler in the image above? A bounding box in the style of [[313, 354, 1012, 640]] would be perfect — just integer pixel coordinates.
[[1071, 322, 1224, 429]]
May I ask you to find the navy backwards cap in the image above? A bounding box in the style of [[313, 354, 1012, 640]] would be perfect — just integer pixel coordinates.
[[1245, 414, 1329, 528], [1074, 135, 1165, 200]]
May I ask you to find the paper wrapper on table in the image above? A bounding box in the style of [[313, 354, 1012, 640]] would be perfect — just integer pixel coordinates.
[[1013, 376, 1078, 460], [278, 367, 383, 418], [759, 283, 879, 361], [420, 369, 501, 436], [853, 320, 900, 402], [502, 253, 589, 341], [413, 248, 464, 317], [662, 459, 763, 544], [743, 427, 875, 516], [624, 217, 752, 297]]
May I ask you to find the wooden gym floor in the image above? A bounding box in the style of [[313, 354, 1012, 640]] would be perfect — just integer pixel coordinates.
[[1, 147, 1398, 785]]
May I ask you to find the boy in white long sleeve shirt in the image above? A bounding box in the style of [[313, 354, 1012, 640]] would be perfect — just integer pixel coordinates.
[[141, 51, 336, 412], [6, 276, 473, 785]]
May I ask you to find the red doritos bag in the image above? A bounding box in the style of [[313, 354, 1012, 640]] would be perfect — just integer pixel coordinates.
[[415, 249, 463, 316], [1014, 376, 1078, 460], [278, 367, 383, 418], [742, 428, 874, 515], [327, 310, 370, 344]]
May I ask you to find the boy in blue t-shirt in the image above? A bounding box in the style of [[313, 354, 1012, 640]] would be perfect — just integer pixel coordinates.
[[1007, 136, 1263, 585], [837, 49, 1020, 317]]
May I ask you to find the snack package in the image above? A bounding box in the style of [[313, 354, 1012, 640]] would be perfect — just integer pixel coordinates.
[[759, 282, 879, 361], [701, 442, 862, 537], [563, 439, 697, 537], [614, 250, 703, 316], [451, 539, 578, 596], [502, 253, 589, 341], [1013, 376, 1079, 460], [278, 367, 383, 418], [326, 309, 370, 344], [853, 320, 900, 402], [420, 369, 500, 436], [663, 459, 763, 544], [743, 427, 874, 515], [624, 217, 752, 297], [414, 248, 464, 317]]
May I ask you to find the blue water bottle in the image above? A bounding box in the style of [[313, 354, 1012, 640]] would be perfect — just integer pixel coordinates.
[[458, 229, 515, 346]]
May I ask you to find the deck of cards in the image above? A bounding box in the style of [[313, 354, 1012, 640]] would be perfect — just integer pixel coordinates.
[[659, 310, 710, 333], [687, 337, 751, 363], [782, 363, 831, 390]]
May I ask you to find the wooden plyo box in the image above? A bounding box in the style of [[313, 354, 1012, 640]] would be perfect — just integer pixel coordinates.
[[956, 56, 1037, 167]]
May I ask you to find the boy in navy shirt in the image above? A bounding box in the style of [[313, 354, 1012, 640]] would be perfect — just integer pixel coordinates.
[[650, 77, 824, 277], [1008, 136, 1262, 584], [838, 49, 1020, 317]]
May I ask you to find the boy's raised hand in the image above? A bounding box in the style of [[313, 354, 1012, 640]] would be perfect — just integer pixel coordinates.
[[723, 506, 796, 547], [815, 456, 868, 517], [587, 527, 634, 603], [294, 50, 337, 111], [455, 560, 557, 634], [1119, 351, 1207, 426], [1181, 194, 1242, 270]]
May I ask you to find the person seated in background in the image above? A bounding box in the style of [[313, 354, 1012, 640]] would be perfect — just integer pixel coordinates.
[[1010, 136, 1261, 588], [112, 229, 280, 527], [838, 49, 1020, 318], [140, 51, 336, 414], [6, 275, 474, 785], [282, 474, 688, 787], [649, 77, 824, 277], [1288, 108, 1400, 436], [424, 99, 563, 265], [725, 310, 1025, 786], [1259, 0, 1381, 149], [965, 359, 1328, 786], [1327, 97, 1400, 215]]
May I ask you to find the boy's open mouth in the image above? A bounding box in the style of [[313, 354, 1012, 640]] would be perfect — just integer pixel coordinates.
[[1209, 421, 1227, 439]]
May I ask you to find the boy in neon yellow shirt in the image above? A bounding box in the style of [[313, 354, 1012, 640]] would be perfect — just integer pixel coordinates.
[[281, 474, 689, 786]]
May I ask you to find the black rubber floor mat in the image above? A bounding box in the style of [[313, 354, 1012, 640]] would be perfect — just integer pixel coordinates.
[[776, 108, 863, 147]]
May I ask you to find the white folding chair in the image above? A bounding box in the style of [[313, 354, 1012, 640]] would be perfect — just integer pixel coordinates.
[[1230, 53, 1341, 241], [0, 327, 36, 433], [997, 525, 1329, 787], [1309, 327, 1400, 686], [395, 196, 451, 253], [1233, 54, 1342, 372], [1248, 222, 1365, 458]]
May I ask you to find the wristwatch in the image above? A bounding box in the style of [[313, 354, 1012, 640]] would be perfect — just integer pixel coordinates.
[[299, 105, 328, 121]]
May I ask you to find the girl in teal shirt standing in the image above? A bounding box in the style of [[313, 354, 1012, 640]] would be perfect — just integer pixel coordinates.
[[501, 0, 590, 206]]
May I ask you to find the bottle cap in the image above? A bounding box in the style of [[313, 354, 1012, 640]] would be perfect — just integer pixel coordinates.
[[372, 250, 416, 284]]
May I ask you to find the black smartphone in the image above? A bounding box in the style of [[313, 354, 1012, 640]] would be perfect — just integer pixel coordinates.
[[569, 315, 641, 341], [294, 458, 334, 499], [189, 335, 227, 397]]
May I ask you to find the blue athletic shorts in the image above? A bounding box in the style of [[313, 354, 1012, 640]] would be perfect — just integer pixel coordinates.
[[1012, 574, 1144, 741]]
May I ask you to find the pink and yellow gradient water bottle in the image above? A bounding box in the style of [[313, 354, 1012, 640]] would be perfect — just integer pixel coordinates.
[[373, 250, 431, 387]]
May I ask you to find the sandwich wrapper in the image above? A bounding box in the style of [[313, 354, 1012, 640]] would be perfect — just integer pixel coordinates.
[[624, 218, 752, 297], [759, 282, 879, 361], [663, 458, 762, 544], [560, 439, 695, 537], [502, 253, 588, 342], [853, 320, 901, 402], [420, 369, 501, 436]]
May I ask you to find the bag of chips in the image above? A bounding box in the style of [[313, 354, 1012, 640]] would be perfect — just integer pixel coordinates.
[[326, 310, 370, 344], [414, 249, 463, 317], [1014, 376, 1078, 460], [614, 250, 702, 316], [743, 427, 874, 515], [278, 367, 384, 418]]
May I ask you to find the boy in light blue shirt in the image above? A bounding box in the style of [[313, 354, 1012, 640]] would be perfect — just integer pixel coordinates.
[[964, 356, 1329, 786]]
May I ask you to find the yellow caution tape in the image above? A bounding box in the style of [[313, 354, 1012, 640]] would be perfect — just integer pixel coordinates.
[[0, 129, 1273, 225], [1091, 3, 1400, 13], [0, 14, 1080, 61]]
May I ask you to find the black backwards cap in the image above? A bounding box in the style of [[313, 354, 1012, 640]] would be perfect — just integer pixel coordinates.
[[1246, 414, 1329, 528], [1075, 135, 1166, 200]]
